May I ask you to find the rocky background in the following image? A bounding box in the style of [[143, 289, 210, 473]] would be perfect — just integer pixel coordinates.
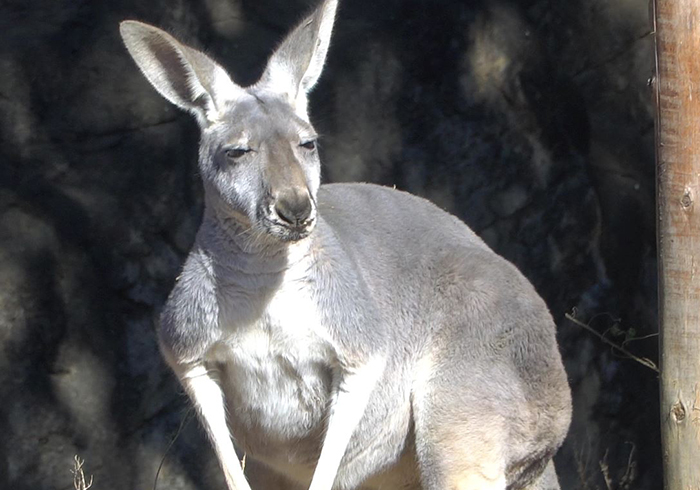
[[0, 0, 657, 489]]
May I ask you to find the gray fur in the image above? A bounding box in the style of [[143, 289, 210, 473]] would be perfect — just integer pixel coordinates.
[[119, 2, 571, 489]]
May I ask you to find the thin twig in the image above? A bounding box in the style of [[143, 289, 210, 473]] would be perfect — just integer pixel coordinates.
[[154, 407, 194, 490], [71, 456, 94, 490], [565, 312, 659, 373], [621, 332, 659, 348], [620, 442, 637, 489], [599, 448, 614, 490]]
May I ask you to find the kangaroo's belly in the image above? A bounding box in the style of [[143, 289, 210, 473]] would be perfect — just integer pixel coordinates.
[[207, 266, 338, 464], [216, 337, 413, 487], [210, 328, 333, 466], [208, 330, 413, 484], [207, 262, 413, 481]]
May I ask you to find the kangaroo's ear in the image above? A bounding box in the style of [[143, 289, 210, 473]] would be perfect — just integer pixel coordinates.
[[257, 0, 338, 118], [120, 21, 244, 127]]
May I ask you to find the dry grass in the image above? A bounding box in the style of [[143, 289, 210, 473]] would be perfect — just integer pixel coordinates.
[[71, 456, 93, 490], [575, 441, 637, 490]]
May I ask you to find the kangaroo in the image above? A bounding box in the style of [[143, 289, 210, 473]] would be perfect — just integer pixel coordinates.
[[120, 1, 571, 489]]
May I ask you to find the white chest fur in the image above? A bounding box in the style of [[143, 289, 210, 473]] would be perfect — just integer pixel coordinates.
[[209, 264, 335, 446]]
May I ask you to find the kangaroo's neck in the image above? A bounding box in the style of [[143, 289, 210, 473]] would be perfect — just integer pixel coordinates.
[[198, 204, 317, 279]]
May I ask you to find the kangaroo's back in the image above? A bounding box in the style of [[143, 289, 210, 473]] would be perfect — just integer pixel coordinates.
[[318, 182, 489, 253], [317, 182, 490, 294], [119, 1, 572, 489]]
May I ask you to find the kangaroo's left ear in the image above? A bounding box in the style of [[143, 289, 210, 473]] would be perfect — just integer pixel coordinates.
[[257, 0, 338, 119]]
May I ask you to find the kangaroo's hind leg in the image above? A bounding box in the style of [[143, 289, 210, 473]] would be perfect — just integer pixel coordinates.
[[410, 353, 508, 490]]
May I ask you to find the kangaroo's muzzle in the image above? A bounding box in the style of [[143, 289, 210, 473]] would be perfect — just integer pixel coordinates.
[[264, 186, 316, 242], [275, 187, 314, 227]]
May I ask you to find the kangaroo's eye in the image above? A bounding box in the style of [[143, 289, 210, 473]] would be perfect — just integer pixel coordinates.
[[225, 148, 250, 159], [300, 140, 316, 150]]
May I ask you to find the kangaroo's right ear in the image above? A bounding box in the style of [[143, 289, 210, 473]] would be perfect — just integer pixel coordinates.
[[119, 21, 244, 127], [257, 0, 338, 119]]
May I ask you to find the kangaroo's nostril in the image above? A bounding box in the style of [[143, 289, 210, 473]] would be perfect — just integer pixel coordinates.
[[275, 193, 313, 226]]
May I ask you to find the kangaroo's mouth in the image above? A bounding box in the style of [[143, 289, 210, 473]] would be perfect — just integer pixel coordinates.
[[264, 218, 316, 242], [255, 189, 317, 242], [259, 209, 317, 243]]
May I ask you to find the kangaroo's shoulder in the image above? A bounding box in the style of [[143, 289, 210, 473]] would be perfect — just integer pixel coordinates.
[[319, 182, 430, 206], [317, 182, 488, 249], [318, 182, 433, 222], [159, 246, 221, 363]]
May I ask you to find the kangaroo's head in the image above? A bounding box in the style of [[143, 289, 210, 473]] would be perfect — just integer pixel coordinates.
[[120, 0, 338, 243]]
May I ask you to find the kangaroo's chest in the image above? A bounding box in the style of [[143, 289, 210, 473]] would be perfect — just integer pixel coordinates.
[[210, 279, 335, 460]]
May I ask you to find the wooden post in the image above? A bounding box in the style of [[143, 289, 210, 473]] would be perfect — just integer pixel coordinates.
[[654, 0, 700, 488]]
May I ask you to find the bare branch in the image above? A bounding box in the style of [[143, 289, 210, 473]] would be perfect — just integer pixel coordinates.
[[565, 311, 659, 373]]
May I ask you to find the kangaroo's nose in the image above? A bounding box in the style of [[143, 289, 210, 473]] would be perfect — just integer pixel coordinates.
[[274, 188, 313, 227]]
